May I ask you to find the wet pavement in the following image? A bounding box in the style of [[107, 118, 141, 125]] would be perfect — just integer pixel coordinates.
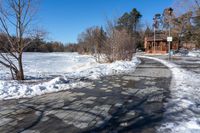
[[0, 58, 172, 133]]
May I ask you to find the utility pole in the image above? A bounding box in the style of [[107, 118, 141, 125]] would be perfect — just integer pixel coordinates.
[[168, 25, 171, 60], [153, 16, 156, 54], [153, 14, 161, 54], [167, 8, 173, 60], [154, 25, 156, 54]]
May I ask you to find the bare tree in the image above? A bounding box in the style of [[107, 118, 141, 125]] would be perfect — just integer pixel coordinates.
[[0, 0, 38, 80], [172, 0, 200, 47], [172, 0, 199, 15], [105, 29, 135, 62], [92, 27, 106, 62], [77, 27, 95, 54], [104, 20, 136, 62], [77, 26, 107, 62], [172, 11, 193, 48]]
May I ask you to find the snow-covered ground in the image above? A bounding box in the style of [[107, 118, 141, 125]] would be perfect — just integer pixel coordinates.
[[0, 52, 96, 80], [0, 52, 140, 100], [138, 56, 200, 133], [174, 50, 200, 57], [188, 50, 200, 57]]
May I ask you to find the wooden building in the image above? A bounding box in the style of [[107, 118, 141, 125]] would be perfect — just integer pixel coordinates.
[[144, 34, 178, 54]]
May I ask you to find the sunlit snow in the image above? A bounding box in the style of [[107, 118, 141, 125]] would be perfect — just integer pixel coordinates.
[[0, 52, 140, 100], [139, 56, 200, 133]]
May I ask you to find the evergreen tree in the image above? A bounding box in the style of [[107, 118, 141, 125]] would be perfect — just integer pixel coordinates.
[[117, 13, 130, 31], [130, 8, 142, 32], [117, 8, 142, 34]]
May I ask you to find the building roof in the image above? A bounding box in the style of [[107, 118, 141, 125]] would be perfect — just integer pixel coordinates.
[[146, 34, 167, 42]]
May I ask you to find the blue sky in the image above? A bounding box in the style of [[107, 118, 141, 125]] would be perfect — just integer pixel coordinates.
[[38, 0, 173, 43]]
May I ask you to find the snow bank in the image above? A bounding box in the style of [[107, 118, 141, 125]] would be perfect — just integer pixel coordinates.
[[0, 77, 91, 100], [0, 53, 140, 100], [138, 56, 200, 133], [67, 57, 140, 80], [188, 50, 200, 57], [174, 50, 200, 57]]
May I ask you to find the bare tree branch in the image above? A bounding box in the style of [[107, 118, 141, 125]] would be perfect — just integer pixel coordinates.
[[0, 0, 38, 80]]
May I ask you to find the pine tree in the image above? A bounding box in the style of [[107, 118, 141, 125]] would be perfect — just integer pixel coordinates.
[[117, 8, 142, 34]]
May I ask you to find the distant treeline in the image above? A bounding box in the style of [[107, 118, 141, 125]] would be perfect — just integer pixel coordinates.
[[0, 33, 78, 52]]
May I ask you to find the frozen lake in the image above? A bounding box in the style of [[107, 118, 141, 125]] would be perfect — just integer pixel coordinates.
[[0, 52, 96, 80]]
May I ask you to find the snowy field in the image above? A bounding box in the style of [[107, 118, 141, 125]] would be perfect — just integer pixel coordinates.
[[0, 53, 96, 80], [139, 56, 200, 133], [0, 52, 140, 100]]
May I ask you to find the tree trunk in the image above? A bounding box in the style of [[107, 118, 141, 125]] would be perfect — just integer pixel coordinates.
[[17, 53, 24, 80], [178, 36, 181, 50]]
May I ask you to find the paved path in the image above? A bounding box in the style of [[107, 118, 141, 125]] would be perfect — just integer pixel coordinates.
[[150, 55, 200, 74], [0, 58, 172, 133], [170, 56, 200, 74], [151, 55, 200, 133]]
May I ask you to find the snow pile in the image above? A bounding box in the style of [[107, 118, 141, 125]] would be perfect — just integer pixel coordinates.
[[0, 53, 140, 100], [174, 50, 200, 57], [0, 77, 91, 100], [67, 58, 140, 80], [139, 56, 200, 133], [188, 50, 200, 57]]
